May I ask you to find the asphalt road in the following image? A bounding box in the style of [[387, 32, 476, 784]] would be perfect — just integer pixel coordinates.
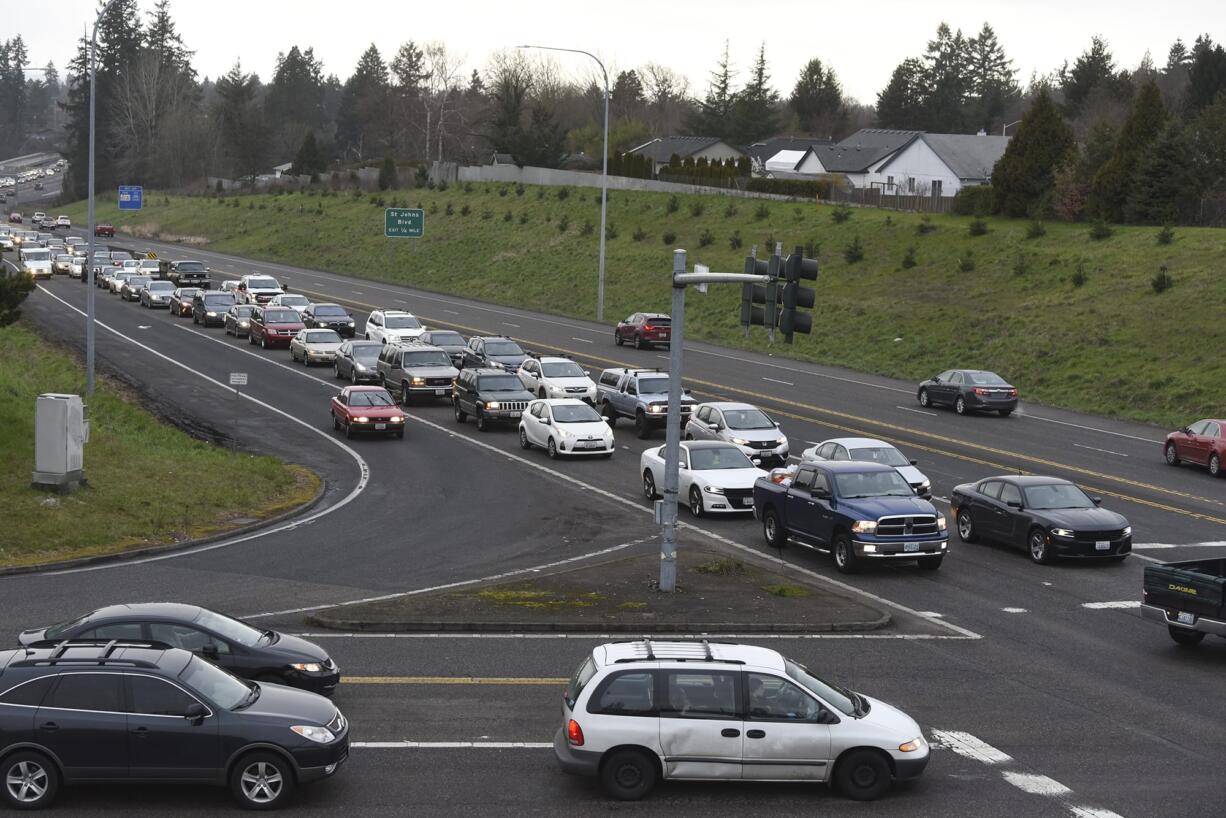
[[2, 233, 1223, 816]]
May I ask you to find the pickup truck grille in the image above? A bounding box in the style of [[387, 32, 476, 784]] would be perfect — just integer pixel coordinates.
[[876, 515, 938, 536], [426, 377, 453, 387]]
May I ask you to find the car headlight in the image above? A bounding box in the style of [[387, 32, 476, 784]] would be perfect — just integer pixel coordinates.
[[354, 363, 366, 371], [290, 725, 335, 744], [1050, 528, 1074, 538], [919, 480, 931, 490], [354, 416, 370, 423], [557, 427, 572, 438], [648, 404, 664, 413], [851, 520, 877, 534], [411, 376, 426, 385], [485, 401, 500, 410], [206, 311, 216, 316], [290, 662, 323, 673], [390, 415, 404, 423], [730, 437, 751, 446], [898, 737, 925, 753], [1122, 526, 1131, 537], [936, 514, 947, 530], [703, 485, 725, 494]]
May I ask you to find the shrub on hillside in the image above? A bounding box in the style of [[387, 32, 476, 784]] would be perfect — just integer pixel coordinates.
[[1156, 224, 1174, 245], [515, 182, 525, 197], [463, 181, 473, 193], [460, 204, 471, 216], [632, 226, 649, 242], [580, 220, 593, 236], [729, 230, 743, 249], [445, 202, 454, 215], [518, 212, 528, 224], [690, 201, 705, 217], [901, 245, 917, 269], [665, 195, 680, 214], [481, 209, 493, 221], [724, 203, 738, 218], [804, 238, 820, 258], [1089, 219, 1114, 240], [1026, 219, 1046, 239], [754, 202, 770, 221], [953, 185, 995, 217], [662, 230, 677, 245], [1071, 259, 1088, 287], [557, 187, 570, 201], [968, 218, 989, 236], [915, 215, 936, 235], [605, 222, 619, 240], [558, 215, 569, 233], [1151, 265, 1173, 293], [698, 228, 715, 247], [1012, 252, 1030, 276], [503, 210, 513, 222], [831, 206, 852, 224], [843, 236, 864, 263], [958, 251, 976, 272]]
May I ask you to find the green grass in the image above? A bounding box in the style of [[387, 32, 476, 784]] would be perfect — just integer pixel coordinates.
[[0, 324, 318, 568], [58, 186, 1226, 426]]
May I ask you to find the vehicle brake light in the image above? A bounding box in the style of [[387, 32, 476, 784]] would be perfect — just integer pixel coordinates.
[[974, 388, 988, 397], [567, 719, 584, 746], [1010, 388, 1018, 397], [642, 324, 655, 331]]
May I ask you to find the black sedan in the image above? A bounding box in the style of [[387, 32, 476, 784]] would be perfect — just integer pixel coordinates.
[[303, 302, 356, 337], [918, 369, 1018, 416], [951, 476, 1131, 564], [334, 339, 383, 383], [18, 602, 340, 694]]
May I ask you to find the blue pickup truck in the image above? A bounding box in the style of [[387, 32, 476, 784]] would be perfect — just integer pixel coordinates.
[[753, 461, 949, 573]]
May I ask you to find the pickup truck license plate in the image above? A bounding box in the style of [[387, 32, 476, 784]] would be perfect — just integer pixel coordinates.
[[1176, 611, 1195, 625], [904, 543, 919, 552], [434, 389, 446, 396], [1095, 541, 1110, 550], [374, 423, 386, 430]]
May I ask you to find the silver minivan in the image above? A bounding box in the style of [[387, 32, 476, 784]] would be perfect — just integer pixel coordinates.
[[376, 342, 459, 404], [555, 639, 929, 802]]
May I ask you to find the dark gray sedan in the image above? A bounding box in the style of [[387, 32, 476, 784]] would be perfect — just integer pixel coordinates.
[[917, 369, 1017, 417], [333, 339, 383, 384]]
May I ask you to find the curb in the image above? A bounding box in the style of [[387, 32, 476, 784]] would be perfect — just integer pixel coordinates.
[[303, 611, 891, 634], [0, 474, 327, 577]]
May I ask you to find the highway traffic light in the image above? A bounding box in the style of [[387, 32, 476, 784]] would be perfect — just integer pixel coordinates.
[[740, 254, 780, 331], [780, 245, 818, 343]]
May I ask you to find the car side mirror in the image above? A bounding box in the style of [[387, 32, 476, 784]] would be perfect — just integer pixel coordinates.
[[909, 459, 918, 466], [201, 644, 219, 659], [812, 487, 831, 500], [1006, 500, 1022, 510], [816, 708, 839, 725], [184, 703, 207, 724], [1181, 427, 1191, 435], [1091, 496, 1102, 506]]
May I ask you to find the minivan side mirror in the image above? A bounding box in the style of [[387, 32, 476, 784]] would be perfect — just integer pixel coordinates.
[[184, 702, 207, 724], [1091, 496, 1102, 506]]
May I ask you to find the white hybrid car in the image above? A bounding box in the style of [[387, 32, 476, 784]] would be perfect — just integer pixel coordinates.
[[518, 398, 614, 459], [517, 357, 598, 404], [640, 440, 766, 517]]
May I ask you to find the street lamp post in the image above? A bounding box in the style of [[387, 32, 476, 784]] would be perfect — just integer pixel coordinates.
[[1002, 119, 1023, 136], [518, 44, 608, 322]]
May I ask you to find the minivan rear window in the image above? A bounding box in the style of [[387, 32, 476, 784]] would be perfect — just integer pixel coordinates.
[[565, 656, 597, 710]]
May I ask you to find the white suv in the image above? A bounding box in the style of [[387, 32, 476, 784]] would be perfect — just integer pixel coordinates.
[[555, 639, 929, 801], [517, 356, 597, 403], [236, 273, 284, 304], [365, 309, 426, 344]]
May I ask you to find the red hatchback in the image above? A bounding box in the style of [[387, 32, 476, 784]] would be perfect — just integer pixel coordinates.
[[248, 306, 305, 349], [1165, 419, 1226, 477], [614, 312, 671, 349], [94, 223, 114, 237], [331, 386, 405, 439]]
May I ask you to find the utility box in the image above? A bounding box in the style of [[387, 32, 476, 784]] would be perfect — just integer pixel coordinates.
[[32, 393, 89, 492]]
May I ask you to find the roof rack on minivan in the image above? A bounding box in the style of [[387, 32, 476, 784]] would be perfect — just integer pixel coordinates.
[[609, 637, 745, 665]]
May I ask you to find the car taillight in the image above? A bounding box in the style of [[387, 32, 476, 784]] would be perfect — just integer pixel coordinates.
[[974, 388, 988, 396], [642, 324, 655, 331], [567, 719, 584, 746], [1010, 388, 1018, 397]]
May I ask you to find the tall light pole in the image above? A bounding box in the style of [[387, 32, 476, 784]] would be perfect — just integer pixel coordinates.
[[85, 0, 122, 396], [1002, 119, 1023, 136], [518, 44, 608, 322]]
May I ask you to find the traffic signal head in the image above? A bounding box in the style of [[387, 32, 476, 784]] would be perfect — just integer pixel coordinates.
[[785, 245, 819, 283]]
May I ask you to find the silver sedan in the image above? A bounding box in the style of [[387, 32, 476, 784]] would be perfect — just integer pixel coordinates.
[[289, 329, 344, 366]]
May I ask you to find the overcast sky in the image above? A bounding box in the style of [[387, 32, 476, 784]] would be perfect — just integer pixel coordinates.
[[15, 0, 1226, 104]]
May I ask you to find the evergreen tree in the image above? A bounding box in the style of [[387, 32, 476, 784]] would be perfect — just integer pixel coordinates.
[[965, 23, 1019, 132], [789, 57, 844, 136], [519, 104, 566, 168], [1061, 36, 1124, 117], [335, 44, 389, 160], [266, 46, 325, 129], [875, 58, 927, 129], [922, 22, 970, 132], [1187, 96, 1226, 193], [1052, 121, 1117, 221], [145, 0, 193, 74], [1185, 36, 1226, 113], [377, 155, 398, 190], [731, 43, 780, 144], [991, 89, 1075, 217], [687, 41, 737, 138], [0, 37, 31, 159], [611, 69, 644, 120], [214, 61, 267, 182], [1166, 39, 1190, 72], [1124, 122, 1196, 224], [1088, 80, 1167, 221], [390, 41, 429, 157], [291, 131, 325, 176], [486, 55, 532, 160]]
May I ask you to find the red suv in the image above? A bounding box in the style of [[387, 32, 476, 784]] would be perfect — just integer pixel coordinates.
[[94, 223, 115, 237], [614, 312, 671, 349], [249, 306, 305, 349], [1165, 419, 1226, 477]]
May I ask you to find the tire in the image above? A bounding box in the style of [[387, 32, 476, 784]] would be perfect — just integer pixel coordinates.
[[1028, 527, 1053, 564], [519, 428, 532, 449], [998, 409, 1013, 417], [834, 749, 891, 802], [332, 413, 340, 431], [261, 336, 268, 350], [344, 420, 354, 439], [918, 388, 930, 408], [634, 412, 651, 439], [1, 751, 60, 810], [1210, 453, 1222, 478], [956, 509, 979, 543], [1168, 626, 1206, 646], [763, 508, 786, 548], [599, 748, 657, 801], [547, 438, 559, 459], [351, 368, 359, 385], [454, 401, 467, 424], [290, 348, 296, 362], [229, 751, 295, 811], [634, 333, 645, 350], [475, 409, 488, 432], [614, 331, 624, 346], [955, 395, 967, 415], [833, 531, 858, 574], [917, 555, 944, 570], [1165, 443, 1181, 466], [689, 486, 704, 517], [601, 402, 617, 428], [538, 388, 547, 399], [192, 311, 198, 325], [333, 363, 341, 379], [248, 331, 256, 345], [642, 470, 658, 501], [401, 383, 412, 407]]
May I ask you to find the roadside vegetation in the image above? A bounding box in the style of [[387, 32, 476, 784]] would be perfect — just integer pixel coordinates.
[[0, 324, 317, 568], [60, 187, 1226, 427]]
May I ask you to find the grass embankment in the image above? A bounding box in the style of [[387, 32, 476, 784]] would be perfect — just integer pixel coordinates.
[[60, 187, 1226, 426], [0, 324, 318, 568]]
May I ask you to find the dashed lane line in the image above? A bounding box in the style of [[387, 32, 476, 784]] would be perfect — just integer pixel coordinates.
[[352, 741, 552, 749], [344, 676, 566, 685]]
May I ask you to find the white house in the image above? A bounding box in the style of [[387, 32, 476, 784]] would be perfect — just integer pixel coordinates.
[[868, 133, 1010, 197]]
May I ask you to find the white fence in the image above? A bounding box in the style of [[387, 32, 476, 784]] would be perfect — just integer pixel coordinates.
[[450, 163, 803, 202]]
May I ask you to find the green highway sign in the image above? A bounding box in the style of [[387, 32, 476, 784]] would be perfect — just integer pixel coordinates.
[[385, 208, 424, 238]]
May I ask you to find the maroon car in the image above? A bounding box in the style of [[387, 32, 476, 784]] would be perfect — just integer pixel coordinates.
[[8, 212, 21, 224], [1165, 419, 1226, 477], [248, 306, 305, 349], [94, 223, 115, 237], [330, 386, 405, 439], [614, 312, 671, 349]]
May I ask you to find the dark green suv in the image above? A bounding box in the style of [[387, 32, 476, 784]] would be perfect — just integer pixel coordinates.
[[452, 368, 534, 431]]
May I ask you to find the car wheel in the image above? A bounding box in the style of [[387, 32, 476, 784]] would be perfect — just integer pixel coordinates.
[[1168, 625, 1206, 646], [395, 430, 404, 439], [957, 509, 978, 543], [601, 402, 617, 427], [454, 401, 467, 424], [634, 333, 645, 350], [332, 363, 341, 379], [248, 332, 256, 345], [684, 433, 693, 441], [519, 428, 532, 449], [917, 555, 944, 570], [634, 412, 651, 439], [918, 388, 930, 408], [642, 470, 657, 501], [599, 748, 657, 801], [401, 383, 412, 407], [955, 396, 967, 415], [547, 438, 558, 459], [614, 331, 624, 346], [538, 388, 546, 399], [833, 531, 858, 574], [1165, 443, 1181, 466], [834, 749, 891, 802], [261, 336, 268, 350], [344, 419, 354, 439], [763, 508, 786, 548], [1029, 527, 1053, 564], [475, 409, 488, 432], [351, 368, 360, 385], [1210, 453, 1222, 478], [332, 413, 340, 431], [1, 751, 59, 810], [192, 312, 198, 324], [999, 409, 1013, 417], [230, 752, 295, 811], [689, 487, 704, 517]]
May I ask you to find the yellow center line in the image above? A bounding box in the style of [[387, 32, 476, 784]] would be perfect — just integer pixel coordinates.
[[344, 676, 566, 685]]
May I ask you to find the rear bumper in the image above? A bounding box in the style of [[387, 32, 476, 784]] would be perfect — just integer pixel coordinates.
[[966, 395, 1018, 411], [1141, 603, 1226, 636], [554, 728, 601, 777]]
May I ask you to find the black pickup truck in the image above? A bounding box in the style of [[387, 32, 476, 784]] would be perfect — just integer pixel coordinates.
[[1141, 558, 1226, 646], [167, 259, 211, 288]]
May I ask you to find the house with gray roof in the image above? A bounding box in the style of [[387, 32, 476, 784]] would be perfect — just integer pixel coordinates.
[[627, 135, 744, 176], [870, 132, 1010, 197], [744, 135, 832, 172]]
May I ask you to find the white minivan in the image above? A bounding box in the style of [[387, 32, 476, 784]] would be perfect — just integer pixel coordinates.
[[555, 639, 929, 801]]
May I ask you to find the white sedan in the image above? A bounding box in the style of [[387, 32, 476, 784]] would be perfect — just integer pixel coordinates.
[[268, 293, 312, 314], [518, 399, 614, 458], [641, 440, 768, 517], [802, 436, 931, 497], [289, 329, 344, 366]]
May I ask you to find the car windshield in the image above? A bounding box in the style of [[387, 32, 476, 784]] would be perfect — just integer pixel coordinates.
[[351, 345, 381, 362], [203, 295, 234, 306], [348, 390, 396, 407], [638, 376, 670, 393], [722, 409, 774, 430], [127, 276, 151, 286], [848, 446, 910, 467], [834, 470, 915, 498], [44, 611, 97, 639], [403, 350, 452, 366], [542, 362, 586, 378], [384, 315, 422, 329], [785, 659, 857, 717], [232, 306, 255, 317], [179, 656, 252, 710], [177, 289, 200, 298], [479, 375, 525, 391], [247, 277, 279, 289], [263, 309, 299, 323], [56, 254, 72, 262], [278, 295, 309, 306], [427, 331, 464, 345], [1023, 483, 1094, 509], [688, 446, 756, 470], [967, 371, 1008, 385], [313, 305, 348, 317], [23, 249, 50, 260], [176, 262, 205, 272], [305, 330, 342, 343], [194, 608, 265, 647], [485, 341, 523, 356], [147, 281, 174, 291], [553, 404, 603, 423]]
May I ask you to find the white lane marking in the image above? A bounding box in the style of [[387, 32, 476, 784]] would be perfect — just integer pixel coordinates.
[[656, 354, 669, 360], [1068, 807, 1126, 818], [1081, 601, 1141, 610], [29, 286, 371, 574], [687, 347, 912, 393], [444, 309, 459, 315], [917, 611, 945, 618], [929, 730, 1012, 764], [405, 413, 981, 641], [1002, 771, 1071, 796], [1133, 541, 1226, 549], [762, 377, 793, 386], [394, 299, 408, 304], [353, 741, 551, 749], [570, 337, 593, 344], [1001, 607, 1028, 614], [351, 290, 363, 295], [137, 324, 151, 329], [897, 405, 937, 417], [1074, 443, 1129, 457], [1020, 412, 1160, 444], [503, 322, 521, 328], [294, 632, 976, 640]]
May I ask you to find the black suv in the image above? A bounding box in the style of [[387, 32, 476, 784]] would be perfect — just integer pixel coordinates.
[[461, 336, 528, 372], [192, 290, 236, 327], [19, 603, 340, 695], [302, 303, 356, 337], [168, 260, 210, 289], [452, 368, 534, 431], [0, 640, 347, 810]]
